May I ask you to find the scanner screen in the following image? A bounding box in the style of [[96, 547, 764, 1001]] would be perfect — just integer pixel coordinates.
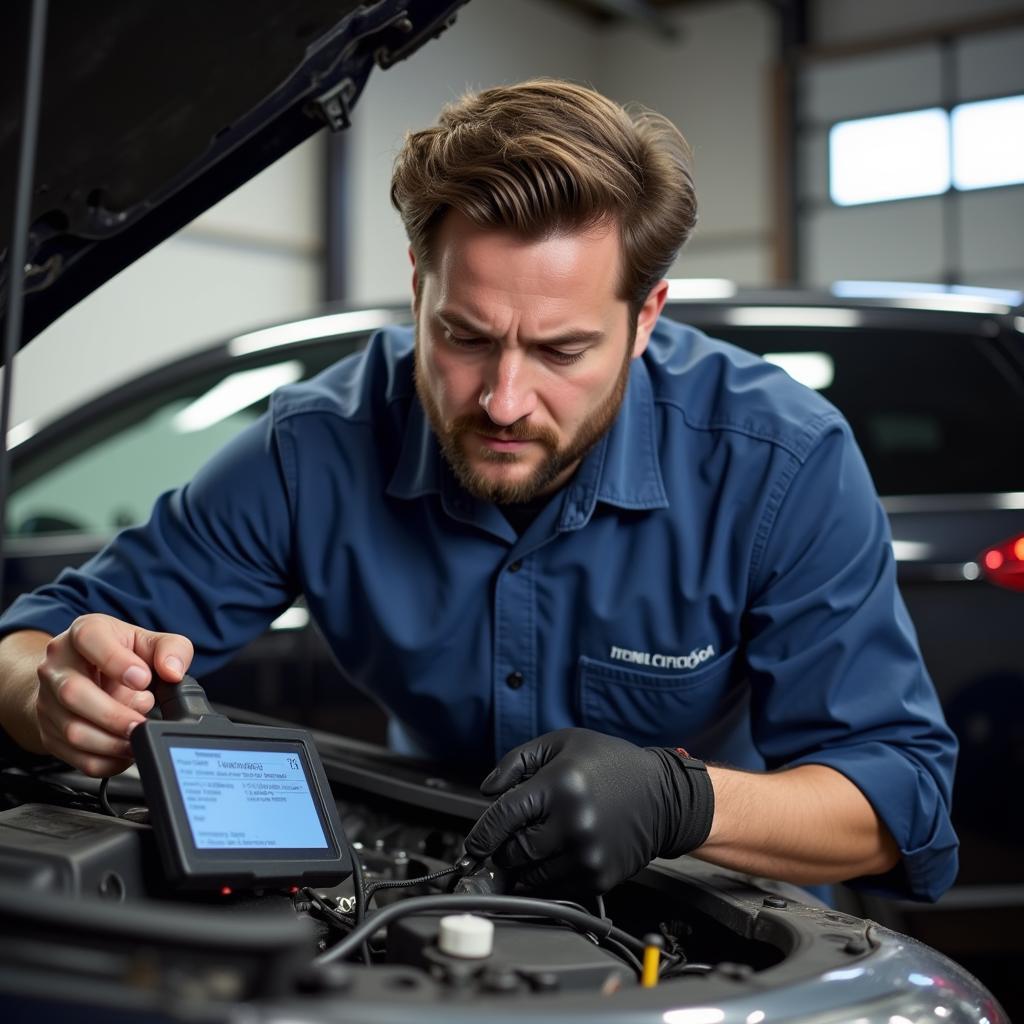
[[169, 746, 329, 850]]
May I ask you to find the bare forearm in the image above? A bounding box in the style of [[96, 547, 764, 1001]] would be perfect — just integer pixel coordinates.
[[692, 763, 899, 885], [0, 630, 52, 754]]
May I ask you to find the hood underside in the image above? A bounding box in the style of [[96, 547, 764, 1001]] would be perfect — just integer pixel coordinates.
[[0, 0, 465, 351]]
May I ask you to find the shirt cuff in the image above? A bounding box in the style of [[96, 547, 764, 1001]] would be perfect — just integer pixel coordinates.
[[787, 742, 959, 902]]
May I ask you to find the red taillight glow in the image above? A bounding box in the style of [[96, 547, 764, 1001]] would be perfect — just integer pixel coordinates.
[[220, 885, 233, 897], [980, 533, 1024, 592]]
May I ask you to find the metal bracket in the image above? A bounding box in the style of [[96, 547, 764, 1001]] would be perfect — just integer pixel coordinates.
[[309, 77, 358, 134], [312, 77, 358, 133]]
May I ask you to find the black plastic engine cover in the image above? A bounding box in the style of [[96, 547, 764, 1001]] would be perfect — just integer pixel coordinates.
[[0, 803, 158, 901], [388, 912, 632, 992]]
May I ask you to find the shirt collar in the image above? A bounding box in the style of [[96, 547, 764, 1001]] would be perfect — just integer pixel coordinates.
[[556, 355, 668, 533], [386, 354, 668, 530], [386, 400, 516, 540], [386, 395, 441, 501]]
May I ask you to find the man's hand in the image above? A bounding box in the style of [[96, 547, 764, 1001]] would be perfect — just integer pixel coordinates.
[[33, 613, 194, 777], [463, 728, 714, 893]]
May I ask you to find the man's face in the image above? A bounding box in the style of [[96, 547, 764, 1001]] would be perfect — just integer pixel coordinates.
[[413, 212, 666, 505]]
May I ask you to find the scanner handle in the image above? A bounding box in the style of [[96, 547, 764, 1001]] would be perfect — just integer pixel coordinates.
[[152, 675, 225, 723]]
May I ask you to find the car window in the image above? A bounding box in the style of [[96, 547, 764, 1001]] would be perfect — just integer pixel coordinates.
[[669, 316, 1024, 496], [7, 401, 262, 536], [6, 336, 367, 538]]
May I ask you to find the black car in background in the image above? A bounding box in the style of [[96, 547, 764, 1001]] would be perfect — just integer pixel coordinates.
[[5, 282, 1023, 1010]]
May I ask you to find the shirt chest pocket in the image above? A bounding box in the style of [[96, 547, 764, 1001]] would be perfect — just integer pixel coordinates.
[[577, 648, 741, 749]]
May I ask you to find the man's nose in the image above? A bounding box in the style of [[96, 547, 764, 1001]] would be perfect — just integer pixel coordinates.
[[479, 349, 538, 426]]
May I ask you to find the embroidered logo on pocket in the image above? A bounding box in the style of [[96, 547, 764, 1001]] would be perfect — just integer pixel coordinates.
[[609, 644, 716, 671]]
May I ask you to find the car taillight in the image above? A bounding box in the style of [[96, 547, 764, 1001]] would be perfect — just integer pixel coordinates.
[[980, 533, 1024, 592]]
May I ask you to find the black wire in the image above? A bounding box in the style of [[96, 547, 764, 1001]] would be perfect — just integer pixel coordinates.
[[600, 934, 643, 975], [662, 962, 714, 978], [20, 769, 80, 796], [97, 776, 117, 817], [549, 897, 596, 917], [313, 894, 646, 969], [347, 840, 370, 963], [0, 0, 48, 580], [349, 850, 461, 960], [21, 765, 120, 811], [541, 899, 602, 945], [362, 863, 461, 906], [595, 893, 606, 919], [351, 845, 367, 923], [302, 888, 355, 932]]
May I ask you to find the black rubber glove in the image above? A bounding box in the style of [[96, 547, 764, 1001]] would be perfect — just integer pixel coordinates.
[[463, 728, 715, 893]]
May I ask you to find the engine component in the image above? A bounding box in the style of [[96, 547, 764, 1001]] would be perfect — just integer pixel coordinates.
[[437, 913, 494, 958], [388, 912, 631, 992], [0, 802, 156, 900], [452, 859, 511, 895]]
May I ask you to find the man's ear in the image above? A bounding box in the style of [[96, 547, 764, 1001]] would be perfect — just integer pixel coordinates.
[[409, 247, 418, 316], [632, 279, 669, 359]]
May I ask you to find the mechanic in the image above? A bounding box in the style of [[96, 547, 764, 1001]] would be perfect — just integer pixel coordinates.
[[0, 80, 957, 902]]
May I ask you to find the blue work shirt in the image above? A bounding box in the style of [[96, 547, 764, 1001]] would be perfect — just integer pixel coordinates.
[[0, 319, 958, 901]]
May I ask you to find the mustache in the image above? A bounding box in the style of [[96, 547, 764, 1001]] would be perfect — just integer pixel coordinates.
[[449, 413, 554, 445]]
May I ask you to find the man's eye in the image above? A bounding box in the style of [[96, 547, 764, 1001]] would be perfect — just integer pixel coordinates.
[[446, 333, 486, 350], [544, 348, 586, 366]]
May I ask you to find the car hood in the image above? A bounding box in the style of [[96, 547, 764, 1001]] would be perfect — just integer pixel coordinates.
[[0, 0, 466, 350]]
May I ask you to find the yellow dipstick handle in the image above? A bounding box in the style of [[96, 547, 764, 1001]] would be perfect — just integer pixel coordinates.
[[642, 933, 664, 988]]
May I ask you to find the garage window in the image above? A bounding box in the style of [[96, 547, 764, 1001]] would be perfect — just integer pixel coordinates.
[[829, 108, 951, 206], [829, 93, 1024, 207], [951, 95, 1024, 191]]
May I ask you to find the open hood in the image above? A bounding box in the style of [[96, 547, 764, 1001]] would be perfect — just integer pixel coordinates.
[[0, 0, 466, 351]]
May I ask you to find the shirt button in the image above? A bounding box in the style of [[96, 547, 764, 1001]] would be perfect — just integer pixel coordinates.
[[506, 671, 525, 690], [508, 560, 523, 573]]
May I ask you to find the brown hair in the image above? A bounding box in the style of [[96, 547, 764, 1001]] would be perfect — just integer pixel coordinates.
[[390, 78, 697, 315]]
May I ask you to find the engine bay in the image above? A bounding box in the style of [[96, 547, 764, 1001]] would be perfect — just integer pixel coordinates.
[[2, 693, 976, 1022], [0, 737, 898, 1024]]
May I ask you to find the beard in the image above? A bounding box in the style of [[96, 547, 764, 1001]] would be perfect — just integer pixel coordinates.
[[414, 332, 635, 506]]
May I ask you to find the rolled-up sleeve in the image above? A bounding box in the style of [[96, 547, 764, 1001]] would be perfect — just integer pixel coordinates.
[[745, 421, 958, 901], [0, 411, 297, 674]]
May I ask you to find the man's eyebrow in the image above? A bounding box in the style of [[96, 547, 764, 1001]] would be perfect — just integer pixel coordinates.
[[435, 311, 488, 336], [435, 310, 604, 346]]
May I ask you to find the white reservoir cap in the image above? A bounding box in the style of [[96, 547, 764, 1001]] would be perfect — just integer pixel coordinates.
[[438, 913, 495, 959]]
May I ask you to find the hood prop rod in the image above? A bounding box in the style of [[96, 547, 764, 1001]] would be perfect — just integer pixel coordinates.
[[0, 0, 49, 591]]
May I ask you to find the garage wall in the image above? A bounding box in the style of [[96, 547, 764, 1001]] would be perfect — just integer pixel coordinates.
[[343, 0, 776, 304], [342, 0, 600, 305], [811, 0, 1024, 46], [593, 1, 776, 286], [798, 3, 1024, 289], [9, 135, 325, 430]]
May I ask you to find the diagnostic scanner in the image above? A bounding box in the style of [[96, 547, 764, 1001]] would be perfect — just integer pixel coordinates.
[[130, 676, 351, 891]]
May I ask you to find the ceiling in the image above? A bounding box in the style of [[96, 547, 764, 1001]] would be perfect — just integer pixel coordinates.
[[543, 0, 760, 33]]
